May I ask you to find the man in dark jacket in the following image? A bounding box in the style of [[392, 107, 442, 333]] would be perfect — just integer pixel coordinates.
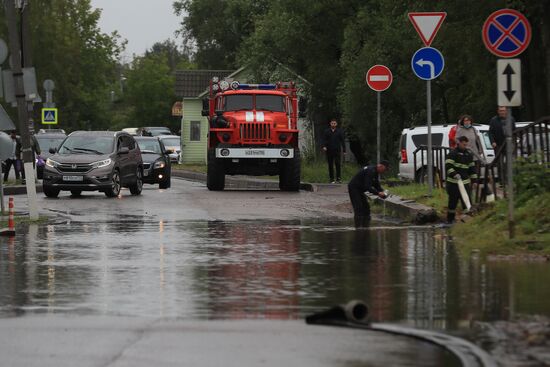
[[321, 118, 346, 183], [348, 160, 389, 226], [3, 130, 21, 182], [445, 136, 477, 223], [488, 106, 516, 152]]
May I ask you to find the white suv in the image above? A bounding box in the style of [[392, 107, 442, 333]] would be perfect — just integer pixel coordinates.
[[398, 124, 495, 181]]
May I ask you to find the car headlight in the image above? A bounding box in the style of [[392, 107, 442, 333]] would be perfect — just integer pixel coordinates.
[[46, 158, 59, 168], [154, 160, 166, 169], [91, 158, 112, 169]]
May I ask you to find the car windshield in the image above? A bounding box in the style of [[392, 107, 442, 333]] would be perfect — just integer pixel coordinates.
[[36, 137, 66, 151], [256, 95, 285, 112], [160, 138, 180, 147], [136, 140, 162, 154], [58, 136, 114, 155], [149, 128, 171, 136], [225, 95, 253, 111]]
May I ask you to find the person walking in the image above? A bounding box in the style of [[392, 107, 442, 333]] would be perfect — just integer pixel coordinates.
[[348, 160, 389, 226], [488, 106, 516, 153], [321, 118, 346, 183], [455, 114, 486, 164], [4, 130, 21, 182], [445, 136, 477, 223], [20, 133, 41, 182]]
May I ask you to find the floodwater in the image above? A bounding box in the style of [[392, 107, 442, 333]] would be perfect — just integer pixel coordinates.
[[1, 217, 549, 331]]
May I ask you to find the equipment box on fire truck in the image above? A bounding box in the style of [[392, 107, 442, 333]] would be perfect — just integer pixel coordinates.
[[202, 78, 307, 191]]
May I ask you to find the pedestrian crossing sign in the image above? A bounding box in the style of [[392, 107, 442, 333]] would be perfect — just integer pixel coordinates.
[[41, 108, 58, 125]]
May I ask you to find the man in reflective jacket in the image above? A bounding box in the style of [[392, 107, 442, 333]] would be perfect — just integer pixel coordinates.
[[445, 136, 477, 223], [348, 160, 389, 226]]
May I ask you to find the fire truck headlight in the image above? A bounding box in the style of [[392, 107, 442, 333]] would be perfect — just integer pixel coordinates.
[[230, 81, 240, 90], [212, 84, 220, 92], [222, 133, 230, 142], [279, 134, 288, 142], [212, 76, 219, 83], [280, 149, 290, 157], [219, 80, 230, 91], [221, 148, 230, 157]]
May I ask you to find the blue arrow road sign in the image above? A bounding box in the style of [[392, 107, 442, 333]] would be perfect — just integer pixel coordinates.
[[411, 47, 444, 80]]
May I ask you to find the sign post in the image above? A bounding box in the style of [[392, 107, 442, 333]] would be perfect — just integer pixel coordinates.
[[482, 9, 531, 239], [409, 12, 446, 196], [411, 47, 445, 195], [366, 65, 393, 164]]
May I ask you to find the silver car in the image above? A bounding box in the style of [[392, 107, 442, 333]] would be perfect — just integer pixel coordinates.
[[158, 135, 181, 163]]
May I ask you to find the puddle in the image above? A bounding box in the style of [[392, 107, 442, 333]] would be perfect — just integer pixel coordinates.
[[1, 218, 549, 330]]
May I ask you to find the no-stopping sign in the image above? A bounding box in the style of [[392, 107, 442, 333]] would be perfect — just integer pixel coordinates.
[[482, 9, 531, 58]]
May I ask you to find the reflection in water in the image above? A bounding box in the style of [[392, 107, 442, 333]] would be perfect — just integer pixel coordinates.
[[0, 219, 549, 331]]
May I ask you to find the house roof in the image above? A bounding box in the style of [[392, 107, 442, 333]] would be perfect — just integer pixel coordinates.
[[175, 70, 234, 98]]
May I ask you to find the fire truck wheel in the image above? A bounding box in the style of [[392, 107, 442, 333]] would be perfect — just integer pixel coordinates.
[[207, 149, 225, 191], [279, 151, 301, 192]]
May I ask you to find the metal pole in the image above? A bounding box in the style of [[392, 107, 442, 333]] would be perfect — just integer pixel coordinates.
[[427, 80, 433, 195], [376, 91, 381, 164], [5, 0, 39, 220], [0, 159, 4, 215], [506, 107, 514, 238]]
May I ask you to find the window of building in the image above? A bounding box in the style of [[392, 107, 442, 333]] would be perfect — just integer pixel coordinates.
[[190, 121, 201, 141]]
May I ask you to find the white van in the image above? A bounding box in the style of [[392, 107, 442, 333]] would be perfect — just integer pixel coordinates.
[[398, 124, 495, 181]]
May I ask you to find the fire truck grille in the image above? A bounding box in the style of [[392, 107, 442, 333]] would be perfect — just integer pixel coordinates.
[[240, 123, 270, 143]]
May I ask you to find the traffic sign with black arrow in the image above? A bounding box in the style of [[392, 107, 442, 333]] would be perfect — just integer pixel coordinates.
[[497, 59, 521, 107]]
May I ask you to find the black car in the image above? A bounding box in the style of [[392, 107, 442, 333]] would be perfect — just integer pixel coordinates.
[[42, 131, 143, 198], [139, 126, 173, 137], [134, 137, 171, 189], [35, 131, 67, 179]]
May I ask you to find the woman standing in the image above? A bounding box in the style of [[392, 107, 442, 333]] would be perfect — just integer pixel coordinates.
[[455, 115, 486, 164]]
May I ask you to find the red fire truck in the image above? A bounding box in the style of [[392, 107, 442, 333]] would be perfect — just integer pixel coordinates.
[[202, 79, 306, 191]]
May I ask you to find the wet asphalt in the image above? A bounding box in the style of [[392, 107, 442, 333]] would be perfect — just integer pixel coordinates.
[[0, 177, 548, 366]]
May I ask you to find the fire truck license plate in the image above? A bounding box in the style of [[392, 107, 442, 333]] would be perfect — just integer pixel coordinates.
[[216, 148, 294, 159], [245, 150, 265, 156]]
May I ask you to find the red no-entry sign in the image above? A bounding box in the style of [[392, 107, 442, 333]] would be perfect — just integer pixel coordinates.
[[366, 65, 393, 92]]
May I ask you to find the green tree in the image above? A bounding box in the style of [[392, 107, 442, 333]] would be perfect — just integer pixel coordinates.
[[124, 53, 176, 128], [146, 39, 195, 72], [174, 0, 269, 68], [0, 0, 124, 131]]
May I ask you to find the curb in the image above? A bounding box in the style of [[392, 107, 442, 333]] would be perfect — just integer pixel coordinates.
[[2, 184, 43, 195], [172, 169, 315, 192], [367, 193, 438, 224]]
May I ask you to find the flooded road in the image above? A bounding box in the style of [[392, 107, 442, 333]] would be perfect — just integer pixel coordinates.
[[1, 178, 549, 331]]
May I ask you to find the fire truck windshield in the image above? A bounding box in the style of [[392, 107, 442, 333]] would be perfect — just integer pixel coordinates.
[[225, 95, 253, 111], [256, 95, 285, 112], [224, 94, 286, 112]]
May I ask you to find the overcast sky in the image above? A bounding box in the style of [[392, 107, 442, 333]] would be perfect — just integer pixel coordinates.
[[90, 0, 182, 60]]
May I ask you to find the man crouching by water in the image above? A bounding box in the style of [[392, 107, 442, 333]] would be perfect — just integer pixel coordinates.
[[348, 160, 389, 227]]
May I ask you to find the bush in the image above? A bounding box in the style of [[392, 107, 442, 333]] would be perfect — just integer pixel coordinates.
[[514, 155, 550, 205]]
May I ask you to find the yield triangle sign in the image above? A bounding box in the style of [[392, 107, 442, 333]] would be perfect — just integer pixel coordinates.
[[408, 12, 447, 47]]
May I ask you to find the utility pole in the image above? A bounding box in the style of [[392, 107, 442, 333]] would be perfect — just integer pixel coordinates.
[[4, 0, 39, 220]]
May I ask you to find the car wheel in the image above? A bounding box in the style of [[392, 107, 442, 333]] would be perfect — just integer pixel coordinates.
[[207, 149, 225, 191], [279, 150, 301, 192], [70, 190, 82, 197], [105, 170, 121, 197], [43, 185, 60, 198], [159, 174, 170, 189], [129, 167, 143, 195]]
